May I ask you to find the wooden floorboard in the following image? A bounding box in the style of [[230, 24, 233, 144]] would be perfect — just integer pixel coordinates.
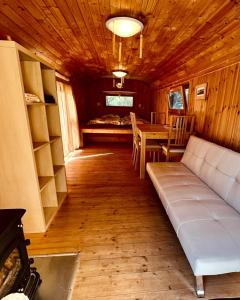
[[26, 144, 240, 299]]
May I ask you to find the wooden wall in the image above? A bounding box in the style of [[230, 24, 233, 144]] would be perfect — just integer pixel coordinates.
[[71, 76, 88, 124], [153, 63, 240, 152], [83, 78, 152, 121]]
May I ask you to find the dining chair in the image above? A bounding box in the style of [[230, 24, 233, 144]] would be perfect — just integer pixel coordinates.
[[151, 111, 166, 125], [130, 112, 162, 169], [162, 115, 195, 161]]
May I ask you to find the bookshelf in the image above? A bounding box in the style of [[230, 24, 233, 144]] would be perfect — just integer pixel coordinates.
[[0, 41, 67, 233]]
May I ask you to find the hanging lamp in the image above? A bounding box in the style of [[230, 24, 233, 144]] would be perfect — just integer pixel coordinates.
[[106, 16, 144, 61], [112, 69, 128, 89], [112, 70, 128, 78]]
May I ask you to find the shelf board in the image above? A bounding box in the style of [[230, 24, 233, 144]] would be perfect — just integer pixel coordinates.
[[45, 103, 57, 106], [38, 176, 53, 191], [53, 165, 64, 176], [57, 192, 67, 206], [33, 141, 49, 152], [26, 102, 45, 106], [43, 206, 58, 228], [49, 136, 60, 143]]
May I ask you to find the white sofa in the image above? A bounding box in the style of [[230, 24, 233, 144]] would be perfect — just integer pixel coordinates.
[[146, 135, 240, 297]]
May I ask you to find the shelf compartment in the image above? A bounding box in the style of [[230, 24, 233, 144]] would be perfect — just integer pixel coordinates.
[[41, 68, 58, 104], [34, 144, 54, 176], [55, 167, 67, 193], [57, 192, 67, 206], [53, 165, 64, 176], [46, 105, 62, 136], [49, 136, 60, 143], [38, 176, 53, 191], [33, 141, 49, 152], [27, 104, 49, 142], [43, 207, 58, 228], [20, 61, 44, 102], [40, 178, 58, 206], [50, 138, 64, 165]]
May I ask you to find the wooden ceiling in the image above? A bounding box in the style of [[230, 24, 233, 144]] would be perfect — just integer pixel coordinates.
[[0, 0, 240, 84]]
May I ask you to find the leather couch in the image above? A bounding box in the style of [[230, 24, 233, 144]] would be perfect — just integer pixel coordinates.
[[146, 135, 240, 297]]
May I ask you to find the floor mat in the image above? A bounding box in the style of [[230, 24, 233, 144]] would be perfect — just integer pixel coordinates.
[[31, 253, 80, 300]]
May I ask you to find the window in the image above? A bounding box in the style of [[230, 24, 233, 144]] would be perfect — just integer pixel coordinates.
[[168, 86, 184, 110], [168, 83, 189, 113], [106, 95, 133, 107]]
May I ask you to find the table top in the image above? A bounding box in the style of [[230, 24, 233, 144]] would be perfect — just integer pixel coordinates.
[[137, 124, 169, 133]]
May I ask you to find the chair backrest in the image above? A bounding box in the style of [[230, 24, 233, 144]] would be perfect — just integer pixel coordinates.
[[151, 112, 166, 125], [130, 112, 139, 141], [168, 115, 195, 146]]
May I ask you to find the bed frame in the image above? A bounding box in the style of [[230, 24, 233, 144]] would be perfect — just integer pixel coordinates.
[[79, 126, 132, 147]]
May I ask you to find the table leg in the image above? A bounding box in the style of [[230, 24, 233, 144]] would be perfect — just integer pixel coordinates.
[[140, 134, 146, 179]]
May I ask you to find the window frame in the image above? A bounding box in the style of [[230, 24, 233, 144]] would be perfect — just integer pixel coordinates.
[[168, 83, 189, 114], [105, 94, 134, 108]]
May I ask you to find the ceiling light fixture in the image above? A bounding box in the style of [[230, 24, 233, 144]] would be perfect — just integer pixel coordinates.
[[112, 70, 128, 78], [106, 16, 144, 62], [112, 69, 128, 89], [106, 17, 143, 38]]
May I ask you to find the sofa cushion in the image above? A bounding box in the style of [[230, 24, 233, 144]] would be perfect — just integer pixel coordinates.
[[181, 136, 240, 213], [146, 162, 220, 211], [178, 218, 240, 275]]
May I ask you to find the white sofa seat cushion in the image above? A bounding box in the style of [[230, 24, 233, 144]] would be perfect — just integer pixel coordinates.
[[146, 162, 220, 211], [167, 199, 239, 236], [178, 218, 240, 275]]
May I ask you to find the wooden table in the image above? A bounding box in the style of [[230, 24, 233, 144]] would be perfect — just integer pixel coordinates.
[[137, 124, 169, 179]]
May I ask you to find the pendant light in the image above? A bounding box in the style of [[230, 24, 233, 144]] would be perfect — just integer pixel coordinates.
[[112, 69, 128, 89], [112, 70, 128, 78], [106, 16, 144, 61]]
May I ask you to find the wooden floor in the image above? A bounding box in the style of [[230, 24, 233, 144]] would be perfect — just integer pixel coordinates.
[[26, 144, 240, 300]]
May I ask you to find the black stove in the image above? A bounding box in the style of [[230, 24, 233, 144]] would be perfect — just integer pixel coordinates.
[[0, 209, 41, 299]]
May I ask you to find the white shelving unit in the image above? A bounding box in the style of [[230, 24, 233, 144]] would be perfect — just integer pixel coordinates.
[[0, 41, 67, 233]]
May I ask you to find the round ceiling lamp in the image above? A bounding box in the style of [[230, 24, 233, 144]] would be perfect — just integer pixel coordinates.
[[106, 16, 144, 38], [112, 70, 128, 78]]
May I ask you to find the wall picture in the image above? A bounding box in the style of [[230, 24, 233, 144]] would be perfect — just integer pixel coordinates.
[[195, 83, 207, 100]]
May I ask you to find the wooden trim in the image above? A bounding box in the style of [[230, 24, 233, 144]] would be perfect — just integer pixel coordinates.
[[80, 127, 132, 135]]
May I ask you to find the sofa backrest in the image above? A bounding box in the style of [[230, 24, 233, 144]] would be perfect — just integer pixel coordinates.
[[181, 136, 240, 212]]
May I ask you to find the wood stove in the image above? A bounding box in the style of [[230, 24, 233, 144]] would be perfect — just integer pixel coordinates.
[[0, 209, 41, 299]]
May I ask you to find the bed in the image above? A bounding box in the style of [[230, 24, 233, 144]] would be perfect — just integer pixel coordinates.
[[79, 114, 148, 146]]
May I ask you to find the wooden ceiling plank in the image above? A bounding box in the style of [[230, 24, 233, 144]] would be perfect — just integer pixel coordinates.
[[150, 1, 239, 81], [97, 0, 113, 73], [1, 5, 61, 58], [43, 0, 85, 54], [74, 0, 108, 68], [24, 0, 82, 57]]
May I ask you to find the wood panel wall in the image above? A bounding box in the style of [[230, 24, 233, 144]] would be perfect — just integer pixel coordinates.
[[71, 76, 88, 124], [73, 78, 152, 122], [153, 63, 240, 152]]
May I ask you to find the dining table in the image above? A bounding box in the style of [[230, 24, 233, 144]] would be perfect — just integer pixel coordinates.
[[137, 124, 170, 179]]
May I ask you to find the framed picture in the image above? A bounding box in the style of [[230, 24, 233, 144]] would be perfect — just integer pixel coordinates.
[[168, 86, 185, 112], [195, 83, 207, 100]]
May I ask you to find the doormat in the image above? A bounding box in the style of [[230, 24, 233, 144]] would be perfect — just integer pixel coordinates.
[[31, 253, 80, 300]]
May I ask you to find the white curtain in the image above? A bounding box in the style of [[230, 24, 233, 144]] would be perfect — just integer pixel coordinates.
[[57, 81, 80, 158]]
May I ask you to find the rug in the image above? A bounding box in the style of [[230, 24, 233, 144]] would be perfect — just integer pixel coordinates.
[[31, 253, 80, 300]]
